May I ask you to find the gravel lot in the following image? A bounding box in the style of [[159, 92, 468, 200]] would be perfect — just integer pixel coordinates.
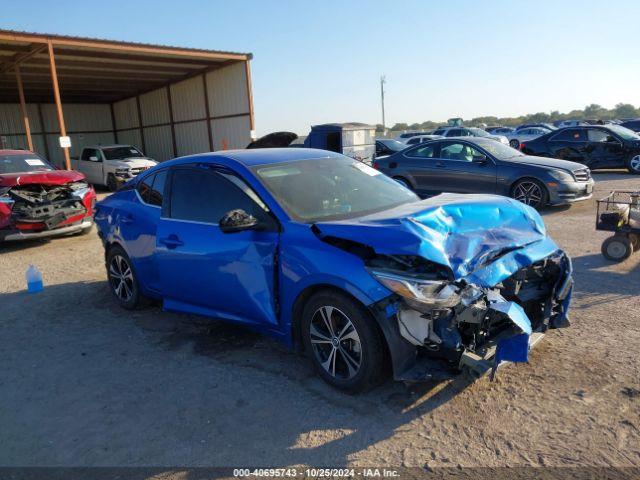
[[0, 173, 639, 469]]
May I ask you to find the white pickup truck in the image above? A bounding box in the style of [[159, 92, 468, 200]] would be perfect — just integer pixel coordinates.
[[73, 144, 157, 191]]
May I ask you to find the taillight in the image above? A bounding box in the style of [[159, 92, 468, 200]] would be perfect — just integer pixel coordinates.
[[372, 161, 380, 170], [519, 142, 526, 151]]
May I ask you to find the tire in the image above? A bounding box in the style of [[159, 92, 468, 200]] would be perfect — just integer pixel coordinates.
[[107, 174, 119, 192], [106, 245, 143, 309], [509, 139, 520, 149], [393, 177, 411, 190], [510, 178, 549, 210], [601, 235, 633, 262], [626, 154, 640, 175], [301, 290, 387, 393]]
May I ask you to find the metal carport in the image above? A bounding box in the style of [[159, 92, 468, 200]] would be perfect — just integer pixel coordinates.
[[0, 30, 255, 168]]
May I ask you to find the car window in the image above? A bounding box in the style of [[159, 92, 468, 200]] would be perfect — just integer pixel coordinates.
[[587, 129, 612, 143], [440, 143, 482, 162], [551, 129, 586, 142], [406, 143, 436, 158], [406, 137, 421, 145], [432, 129, 446, 135], [448, 129, 461, 136], [81, 148, 96, 161], [168, 168, 262, 224], [137, 175, 154, 203]]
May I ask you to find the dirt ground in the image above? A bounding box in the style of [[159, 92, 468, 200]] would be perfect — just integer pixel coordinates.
[[0, 173, 639, 470]]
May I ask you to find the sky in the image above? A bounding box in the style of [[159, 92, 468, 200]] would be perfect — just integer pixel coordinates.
[[3, 0, 640, 135]]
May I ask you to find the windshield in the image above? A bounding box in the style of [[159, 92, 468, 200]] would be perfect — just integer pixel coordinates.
[[253, 156, 419, 222], [380, 139, 406, 151], [0, 153, 54, 174], [103, 146, 144, 160], [473, 139, 524, 160], [607, 125, 640, 141], [469, 128, 491, 137]]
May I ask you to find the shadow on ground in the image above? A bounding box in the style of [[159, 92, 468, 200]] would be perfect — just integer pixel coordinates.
[[0, 280, 474, 466]]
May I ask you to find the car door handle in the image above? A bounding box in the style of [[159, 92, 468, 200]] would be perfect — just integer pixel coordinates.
[[159, 235, 184, 249]]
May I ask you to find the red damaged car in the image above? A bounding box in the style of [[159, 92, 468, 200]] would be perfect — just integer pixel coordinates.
[[0, 150, 96, 242]]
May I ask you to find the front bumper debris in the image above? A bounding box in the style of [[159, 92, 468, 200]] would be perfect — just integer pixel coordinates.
[[1, 218, 93, 242]]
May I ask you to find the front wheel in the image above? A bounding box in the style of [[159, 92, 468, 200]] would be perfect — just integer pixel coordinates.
[[106, 174, 119, 192], [509, 139, 520, 149], [601, 235, 633, 262], [301, 291, 387, 393], [393, 177, 411, 190], [511, 178, 549, 210], [626, 154, 640, 174]]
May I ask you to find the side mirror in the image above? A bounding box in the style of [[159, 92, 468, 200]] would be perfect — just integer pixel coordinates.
[[472, 154, 488, 164], [219, 209, 259, 233], [89, 156, 99, 162]]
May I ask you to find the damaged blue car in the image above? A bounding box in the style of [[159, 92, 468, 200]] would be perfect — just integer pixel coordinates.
[[94, 148, 573, 392]]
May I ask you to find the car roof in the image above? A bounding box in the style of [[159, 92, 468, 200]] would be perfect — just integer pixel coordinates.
[[162, 148, 341, 169], [84, 144, 137, 149]]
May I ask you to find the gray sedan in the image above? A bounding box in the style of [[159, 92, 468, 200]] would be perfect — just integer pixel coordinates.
[[506, 127, 553, 149], [373, 137, 594, 210]]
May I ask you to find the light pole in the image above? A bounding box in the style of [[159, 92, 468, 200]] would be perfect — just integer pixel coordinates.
[[380, 75, 386, 135]]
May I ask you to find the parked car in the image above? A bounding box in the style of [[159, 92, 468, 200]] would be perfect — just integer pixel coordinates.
[[375, 138, 407, 158], [431, 126, 509, 145], [486, 126, 515, 135], [374, 137, 594, 210], [403, 134, 445, 146], [395, 131, 432, 143], [620, 119, 640, 133], [520, 125, 640, 174], [73, 144, 157, 191], [506, 126, 553, 149], [94, 148, 573, 392], [0, 150, 96, 242], [515, 123, 556, 131], [554, 120, 587, 128]]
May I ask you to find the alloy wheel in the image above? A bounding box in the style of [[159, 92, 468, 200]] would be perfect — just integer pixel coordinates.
[[509, 139, 520, 149], [109, 255, 134, 302], [630, 155, 640, 172], [309, 306, 362, 380], [513, 181, 543, 207]]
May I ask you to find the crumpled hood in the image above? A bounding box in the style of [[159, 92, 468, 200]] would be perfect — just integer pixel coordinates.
[[110, 158, 157, 168], [0, 169, 86, 187], [314, 193, 560, 287]]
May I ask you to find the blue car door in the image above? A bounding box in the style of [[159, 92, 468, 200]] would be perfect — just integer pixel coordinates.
[[155, 165, 280, 328]]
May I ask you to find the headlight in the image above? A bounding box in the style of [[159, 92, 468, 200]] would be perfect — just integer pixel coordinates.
[[548, 169, 574, 182], [115, 167, 131, 178], [370, 270, 459, 308]]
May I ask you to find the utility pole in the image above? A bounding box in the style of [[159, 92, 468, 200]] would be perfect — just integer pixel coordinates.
[[380, 75, 386, 135]]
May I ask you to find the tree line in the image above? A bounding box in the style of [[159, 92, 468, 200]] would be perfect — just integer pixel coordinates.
[[378, 103, 639, 132]]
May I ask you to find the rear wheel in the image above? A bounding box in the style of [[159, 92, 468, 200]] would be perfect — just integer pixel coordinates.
[[106, 245, 142, 309], [601, 235, 633, 262], [509, 139, 520, 149], [393, 177, 411, 190], [511, 178, 548, 210], [626, 154, 640, 174], [301, 291, 386, 393]]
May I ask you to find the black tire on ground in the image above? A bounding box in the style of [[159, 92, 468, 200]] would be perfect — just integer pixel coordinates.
[[106, 174, 119, 192], [301, 290, 387, 393], [601, 235, 634, 262], [106, 245, 143, 309], [393, 177, 411, 190], [510, 178, 549, 210], [626, 154, 640, 174], [509, 139, 520, 149]]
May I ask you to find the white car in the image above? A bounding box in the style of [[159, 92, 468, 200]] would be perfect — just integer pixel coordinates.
[[505, 127, 552, 149], [431, 126, 509, 145], [403, 134, 445, 146], [73, 145, 157, 191]]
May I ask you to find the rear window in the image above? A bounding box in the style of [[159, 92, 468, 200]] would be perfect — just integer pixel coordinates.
[[0, 153, 54, 174]]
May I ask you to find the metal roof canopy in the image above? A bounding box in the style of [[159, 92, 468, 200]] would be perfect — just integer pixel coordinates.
[[0, 29, 252, 103]]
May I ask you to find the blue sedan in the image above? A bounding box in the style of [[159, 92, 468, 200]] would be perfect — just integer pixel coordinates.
[[95, 148, 573, 392]]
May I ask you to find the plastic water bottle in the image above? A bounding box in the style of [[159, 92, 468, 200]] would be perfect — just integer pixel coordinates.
[[26, 265, 43, 294]]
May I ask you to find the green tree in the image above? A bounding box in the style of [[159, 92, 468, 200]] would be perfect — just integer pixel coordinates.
[[613, 103, 638, 119]]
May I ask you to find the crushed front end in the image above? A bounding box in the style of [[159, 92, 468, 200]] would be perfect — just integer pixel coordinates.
[[367, 250, 572, 380], [0, 181, 96, 241]]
